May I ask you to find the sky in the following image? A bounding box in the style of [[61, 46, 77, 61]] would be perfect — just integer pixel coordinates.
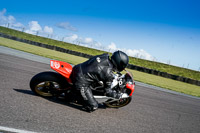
[[0, 0, 200, 71]]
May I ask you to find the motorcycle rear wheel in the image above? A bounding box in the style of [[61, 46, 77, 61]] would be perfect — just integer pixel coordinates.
[[104, 97, 132, 108], [30, 71, 67, 97]]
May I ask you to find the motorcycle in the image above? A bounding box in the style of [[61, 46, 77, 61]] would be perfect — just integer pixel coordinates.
[[30, 60, 135, 108]]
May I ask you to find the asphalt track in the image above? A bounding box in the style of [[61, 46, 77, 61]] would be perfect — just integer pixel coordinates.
[[0, 47, 200, 133]]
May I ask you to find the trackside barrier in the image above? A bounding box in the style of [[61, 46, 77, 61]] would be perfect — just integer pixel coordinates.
[[0, 32, 200, 86]]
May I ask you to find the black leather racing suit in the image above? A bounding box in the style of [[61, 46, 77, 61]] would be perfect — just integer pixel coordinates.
[[70, 53, 114, 110]]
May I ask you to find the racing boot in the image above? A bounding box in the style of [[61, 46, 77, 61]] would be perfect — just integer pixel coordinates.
[[80, 87, 98, 112]]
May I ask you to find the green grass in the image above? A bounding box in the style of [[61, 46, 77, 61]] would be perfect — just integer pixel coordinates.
[[0, 37, 87, 65], [1, 37, 200, 97], [128, 69, 200, 97], [0, 26, 200, 81]]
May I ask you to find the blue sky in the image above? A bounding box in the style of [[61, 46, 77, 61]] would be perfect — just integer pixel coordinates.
[[0, 0, 200, 71]]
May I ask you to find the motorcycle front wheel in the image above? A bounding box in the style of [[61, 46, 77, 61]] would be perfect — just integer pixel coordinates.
[[104, 97, 132, 108], [30, 71, 67, 97]]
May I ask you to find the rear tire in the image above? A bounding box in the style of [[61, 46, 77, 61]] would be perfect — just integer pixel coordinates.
[[30, 71, 67, 97]]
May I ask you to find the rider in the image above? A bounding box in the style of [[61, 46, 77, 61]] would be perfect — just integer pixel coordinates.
[[70, 50, 129, 112]]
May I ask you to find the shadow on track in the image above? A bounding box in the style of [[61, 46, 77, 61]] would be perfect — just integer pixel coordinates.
[[13, 88, 106, 112], [13, 88, 35, 96]]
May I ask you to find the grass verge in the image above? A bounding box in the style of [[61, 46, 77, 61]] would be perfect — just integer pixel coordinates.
[[0, 37, 87, 65], [0, 37, 200, 97]]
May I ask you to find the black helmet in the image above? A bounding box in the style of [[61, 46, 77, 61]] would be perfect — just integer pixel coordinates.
[[111, 50, 129, 71]]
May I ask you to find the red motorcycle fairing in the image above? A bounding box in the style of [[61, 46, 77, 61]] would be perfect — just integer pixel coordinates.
[[124, 70, 135, 96], [50, 60, 72, 83], [126, 83, 135, 96]]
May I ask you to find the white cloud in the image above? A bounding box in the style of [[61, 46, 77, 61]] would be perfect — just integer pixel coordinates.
[[29, 21, 42, 31], [108, 42, 117, 51], [25, 21, 41, 34], [44, 26, 53, 34], [0, 8, 15, 25], [25, 21, 54, 35], [56, 22, 77, 31], [107, 42, 154, 61], [63, 34, 78, 42], [93, 41, 102, 47], [12, 22, 25, 28], [0, 8, 7, 24], [125, 49, 154, 60], [81, 37, 93, 44], [0, 8, 25, 29], [7, 15, 15, 23], [63, 35, 102, 49]]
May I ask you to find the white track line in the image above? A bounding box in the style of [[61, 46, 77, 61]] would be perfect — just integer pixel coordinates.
[[0, 126, 37, 133]]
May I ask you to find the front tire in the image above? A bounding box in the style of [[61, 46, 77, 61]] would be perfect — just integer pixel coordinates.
[[30, 71, 67, 97], [104, 97, 132, 108]]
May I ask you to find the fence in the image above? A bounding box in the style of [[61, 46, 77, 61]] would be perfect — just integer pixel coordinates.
[[0, 32, 200, 86]]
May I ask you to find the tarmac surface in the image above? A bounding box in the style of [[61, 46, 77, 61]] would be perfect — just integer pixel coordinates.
[[0, 46, 200, 133]]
